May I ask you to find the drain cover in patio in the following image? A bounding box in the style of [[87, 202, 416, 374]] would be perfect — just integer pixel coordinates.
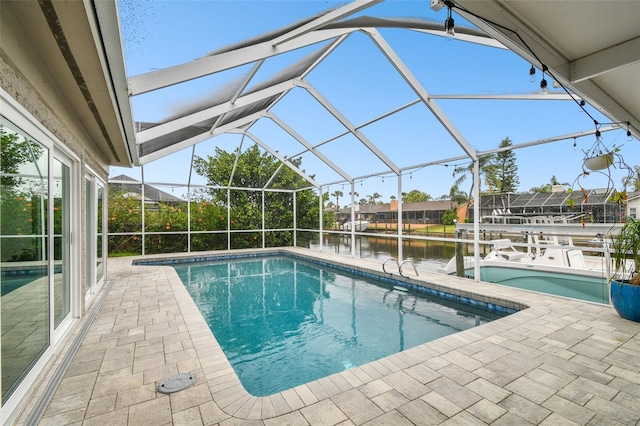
[[157, 373, 196, 394]]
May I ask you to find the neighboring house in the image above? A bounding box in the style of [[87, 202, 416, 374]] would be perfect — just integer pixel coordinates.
[[341, 200, 458, 225], [340, 188, 635, 226], [626, 192, 640, 219], [109, 174, 184, 203], [1, 3, 134, 422], [474, 189, 629, 223]]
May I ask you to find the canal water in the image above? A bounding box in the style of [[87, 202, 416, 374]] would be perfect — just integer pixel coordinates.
[[307, 233, 611, 305], [308, 234, 470, 273]]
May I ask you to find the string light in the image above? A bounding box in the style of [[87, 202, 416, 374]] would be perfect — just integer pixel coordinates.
[[540, 65, 548, 94], [539, 78, 548, 94], [444, 1, 637, 139], [529, 65, 536, 83], [444, 3, 455, 37]]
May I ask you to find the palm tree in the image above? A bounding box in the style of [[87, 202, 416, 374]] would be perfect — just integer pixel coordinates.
[[529, 175, 570, 193], [623, 165, 640, 191], [451, 154, 495, 202], [331, 190, 343, 211], [449, 184, 467, 204], [451, 154, 495, 220], [368, 192, 382, 204]]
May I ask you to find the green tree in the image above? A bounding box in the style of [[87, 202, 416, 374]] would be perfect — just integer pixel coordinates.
[[529, 175, 568, 193], [448, 184, 467, 204], [192, 144, 322, 248], [1, 125, 45, 189], [402, 189, 431, 203], [486, 137, 519, 193], [1, 126, 47, 262], [331, 190, 344, 211], [528, 183, 550, 193], [107, 191, 144, 255], [368, 192, 383, 204], [451, 153, 495, 202], [622, 165, 640, 191], [451, 153, 495, 221], [441, 208, 458, 225], [321, 192, 336, 229]]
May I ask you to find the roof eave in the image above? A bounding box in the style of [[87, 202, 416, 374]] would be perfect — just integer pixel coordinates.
[[88, 0, 137, 166]]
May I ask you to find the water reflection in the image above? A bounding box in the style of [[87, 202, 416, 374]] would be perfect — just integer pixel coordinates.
[[309, 234, 467, 273], [1, 273, 50, 402], [175, 256, 503, 396]]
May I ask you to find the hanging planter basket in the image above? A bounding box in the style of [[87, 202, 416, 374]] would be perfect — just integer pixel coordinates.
[[583, 152, 614, 171]]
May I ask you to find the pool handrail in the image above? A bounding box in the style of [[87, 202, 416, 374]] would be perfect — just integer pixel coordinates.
[[399, 259, 419, 277]]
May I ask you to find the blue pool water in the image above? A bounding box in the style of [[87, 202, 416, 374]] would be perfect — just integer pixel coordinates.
[[464, 266, 609, 304], [1, 273, 47, 296], [174, 255, 508, 396]]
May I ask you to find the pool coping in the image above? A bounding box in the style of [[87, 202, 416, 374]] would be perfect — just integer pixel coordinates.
[[125, 248, 574, 420], [135, 248, 527, 315], [24, 247, 640, 425]]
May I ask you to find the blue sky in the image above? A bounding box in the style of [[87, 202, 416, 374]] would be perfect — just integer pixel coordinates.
[[111, 0, 638, 203]]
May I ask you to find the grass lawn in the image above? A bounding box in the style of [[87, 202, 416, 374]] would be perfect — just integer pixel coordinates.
[[366, 223, 456, 235]]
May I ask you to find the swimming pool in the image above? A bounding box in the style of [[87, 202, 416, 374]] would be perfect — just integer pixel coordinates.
[[173, 254, 510, 396], [1, 272, 47, 295], [463, 266, 609, 304]]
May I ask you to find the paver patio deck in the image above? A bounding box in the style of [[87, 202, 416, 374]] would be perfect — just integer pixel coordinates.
[[14, 248, 640, 425]]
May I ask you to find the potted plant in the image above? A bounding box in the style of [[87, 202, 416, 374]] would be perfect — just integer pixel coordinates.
[[610, 216, 640, 322], [566, 128, 634, 210], [584, 151, 614, 171]]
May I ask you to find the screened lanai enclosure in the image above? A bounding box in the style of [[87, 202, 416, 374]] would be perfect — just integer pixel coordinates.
[[2, 1, 640, 422], [109, 0, 639, 264]]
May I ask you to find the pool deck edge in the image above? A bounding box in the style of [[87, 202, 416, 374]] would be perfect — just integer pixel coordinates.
[[18, 248, 640, 425]]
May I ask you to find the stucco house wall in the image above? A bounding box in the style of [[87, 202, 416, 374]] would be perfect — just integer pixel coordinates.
[[0, 2, 132, 422]]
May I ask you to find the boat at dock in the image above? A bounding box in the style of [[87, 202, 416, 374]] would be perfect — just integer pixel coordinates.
[[339, 220, 369, 232], [439, 236, 610, 278], [438, 221, 627, 304]]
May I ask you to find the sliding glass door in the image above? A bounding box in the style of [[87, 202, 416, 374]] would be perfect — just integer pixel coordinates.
[[53, 156, 71, 329], [97, 183, 104, 285], [85, 173, 105, 302], [1, 114, 78, 409], [1, 118, 50, 404]]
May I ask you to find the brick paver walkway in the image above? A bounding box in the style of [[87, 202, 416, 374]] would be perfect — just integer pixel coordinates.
[[16, 248, 640, 425]]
